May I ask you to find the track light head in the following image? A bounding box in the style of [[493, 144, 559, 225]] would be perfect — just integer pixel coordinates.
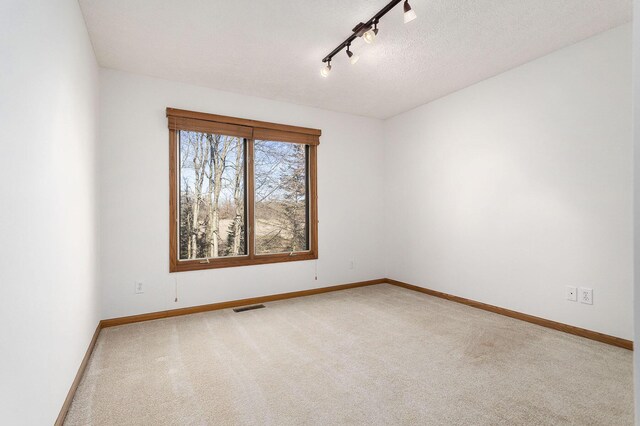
[[320, 61, 332, 77], [403, 0, 417, 23], [363, 23, 378, 44], [346, 46, 360, 65], [363, 30, 375, 43]]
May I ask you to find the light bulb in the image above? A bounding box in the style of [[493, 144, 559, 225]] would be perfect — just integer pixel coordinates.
[[363, 28, 377, 44], [320, 63, 331, 77], [403, 1, 417, 23], [346, 49, 359, 65], [404, 9, 417, 23]]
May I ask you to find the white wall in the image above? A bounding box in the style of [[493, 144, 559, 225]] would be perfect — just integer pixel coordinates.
[[0, 0, 100, 424], [384, 25, 633, 340], [98, 69, 386, 319]]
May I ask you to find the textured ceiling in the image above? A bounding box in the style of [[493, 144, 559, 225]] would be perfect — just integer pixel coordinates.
[[79, 0, 631, 119]]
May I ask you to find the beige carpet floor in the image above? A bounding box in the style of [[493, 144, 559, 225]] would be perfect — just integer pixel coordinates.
[[65, 284, 633, 425]]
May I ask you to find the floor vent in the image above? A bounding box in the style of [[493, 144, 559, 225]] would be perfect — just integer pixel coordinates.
[[233, 304, 266, 313]]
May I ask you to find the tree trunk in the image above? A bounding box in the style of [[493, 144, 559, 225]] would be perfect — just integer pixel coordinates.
[[231, 140, 243, 255], [206, 135, 231, 258], [189, 133, 208, 259]]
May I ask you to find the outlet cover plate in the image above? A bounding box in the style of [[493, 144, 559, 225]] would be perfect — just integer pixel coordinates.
[[579, 287, 593, 305], [566, 286, 577, 302], [135, 281, 144, 294]]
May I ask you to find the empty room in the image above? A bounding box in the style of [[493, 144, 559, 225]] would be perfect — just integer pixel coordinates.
[[3, 0, 640, 424]]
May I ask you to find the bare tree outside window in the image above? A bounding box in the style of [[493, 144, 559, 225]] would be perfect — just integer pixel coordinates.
[[178, 130, 245, 260], [254, 141, 308, 254]]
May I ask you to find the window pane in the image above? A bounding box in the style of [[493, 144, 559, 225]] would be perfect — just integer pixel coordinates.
[[178, 130, 246, 260], [254, 141, 308, 254]]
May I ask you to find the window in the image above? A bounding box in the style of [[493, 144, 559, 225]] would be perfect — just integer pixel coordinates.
[[254, 140, 308, 254], [168, 108, 319, 272], [178, 130, 246, 260]]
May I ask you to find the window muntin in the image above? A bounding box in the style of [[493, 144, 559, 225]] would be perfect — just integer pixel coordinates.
[[178, 130, 246, 260], [254, 141, 309, 255]]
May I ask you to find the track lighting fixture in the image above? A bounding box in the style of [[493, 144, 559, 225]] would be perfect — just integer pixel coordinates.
[[320, 61, 331, 77], [346, 46, 359, 65], [320, 0, 418, 77], [404, 0, 417, 23]]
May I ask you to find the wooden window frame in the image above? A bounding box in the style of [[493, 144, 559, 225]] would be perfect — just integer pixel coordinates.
[[168, 108, 320, 272]]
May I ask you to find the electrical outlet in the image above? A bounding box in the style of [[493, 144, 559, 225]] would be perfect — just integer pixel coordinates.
[[135, 281, 144, 294], [566, 286, 577, 302], [349, 259, 355, 270], [579, 287, 593, 305]]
